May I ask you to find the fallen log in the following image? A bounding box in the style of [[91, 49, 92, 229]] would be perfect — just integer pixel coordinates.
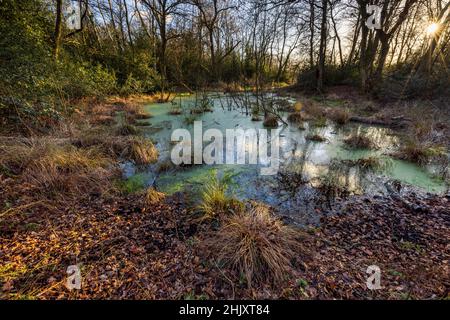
[[349, 115, 412, 127]]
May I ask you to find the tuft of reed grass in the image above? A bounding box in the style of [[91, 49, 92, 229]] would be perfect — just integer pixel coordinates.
[[263, 115, 279, 128], [395, 139, 447, 165], [205, 204, 302, 288], [354, 156, 387, 171], [127, 137, 159, 165], [120, 102, 145, 115], [340, 156, 391, 172], [90, 115, 115, 126], [343, 133, 376, 149], [330, 108, 350, 125], [312, 116, 327, 127], [305, 134, 327, 142], [287, 112, 303, 124], [133, 111, 153, 120], [91, 104, 115, 117], [251, 106, 261, 121], [72, 130, 158, 166], [115, 123, 141, 136], [303, 101, 326, 118], [198, 172, 244, 220], [144, 187, 166, 206], [0, 139, 115, 195], [275, 99, 294, 112], [168, 106, 183, 115]]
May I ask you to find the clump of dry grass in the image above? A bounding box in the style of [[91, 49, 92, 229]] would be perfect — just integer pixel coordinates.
[[205, 204, 302, 288], [115, 123, 141, 136], [251, 106, 261, 121], [144, 187, 166, 206], [27, 146, 113, 194], [343, 133, 376, 149], [126, 137, 159, 165], [263, 115, 279, 128], [312, 116, 327, 127], [71, 126, 114, 149], [274, 99, 294, 112], [355, 156, 384, 171], [90, 114, 115, 126], [306, 134, 327, 142], [168, 106, 183, 115], [0, 139, 115, 195], [330, 108, 350, 125], [113, 101, 153, 122], [0, 138, 48, 175], [72, 129, 158, 165], [303, 101, 326, 118], [83, 102, 117, 126], [133, 112, 153, 120], [341, 156, 391, 172], [91, 104, 115, 116], [120, 102, 143, 115], [395, 139, 446, 165], [287, 112, 303, 124]]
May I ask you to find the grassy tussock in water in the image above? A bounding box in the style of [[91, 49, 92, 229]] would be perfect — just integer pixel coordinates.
[[312, 116, 327, 127], [396, 139, 447, 165], [263, 115, 279, 128], [168, 106, 183, 115], [287, 112, 303, 123], [343, 133, 376, 149], [305, 133, 327, 142], [354, 156, 391, 171], [198, 171, 244, 220]]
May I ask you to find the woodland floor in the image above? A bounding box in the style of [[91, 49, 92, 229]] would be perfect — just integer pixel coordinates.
[[1, 182, 448, 300]]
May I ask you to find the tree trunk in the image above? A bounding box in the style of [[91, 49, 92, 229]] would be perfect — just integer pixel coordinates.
[[309, 0, 315, 68], [372, 35, 390, 87], [53, 0, 63, 60], [317, 0, 328, 93]]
